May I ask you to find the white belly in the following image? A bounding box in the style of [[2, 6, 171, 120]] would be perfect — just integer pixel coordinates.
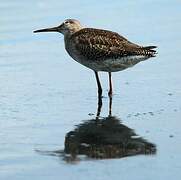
[[77, 55, 150, 72]]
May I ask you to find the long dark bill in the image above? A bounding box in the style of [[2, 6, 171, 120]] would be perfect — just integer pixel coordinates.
[[33, 26, 59, 33]]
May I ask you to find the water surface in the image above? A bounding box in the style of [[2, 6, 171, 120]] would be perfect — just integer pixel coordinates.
[[1, 0, 181, 180]]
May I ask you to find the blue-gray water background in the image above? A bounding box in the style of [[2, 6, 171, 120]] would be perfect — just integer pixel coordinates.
[[1, 0, 181, 180]]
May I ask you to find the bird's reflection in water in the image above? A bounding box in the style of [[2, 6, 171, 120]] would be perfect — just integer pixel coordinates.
[[37, 97, 156, 162], [63, 97, 156, 162]]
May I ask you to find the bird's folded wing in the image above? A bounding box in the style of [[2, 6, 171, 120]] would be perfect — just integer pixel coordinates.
[[71, 28, 156, 61]]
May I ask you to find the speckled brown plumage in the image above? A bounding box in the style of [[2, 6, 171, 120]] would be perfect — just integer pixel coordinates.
[[70, 28, 157, 61]]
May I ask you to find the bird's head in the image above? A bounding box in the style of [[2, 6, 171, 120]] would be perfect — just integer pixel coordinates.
[[33, 19, 83, 36]]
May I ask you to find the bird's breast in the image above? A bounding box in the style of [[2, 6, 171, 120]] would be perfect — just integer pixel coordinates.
[[65, 38, 86, 64]]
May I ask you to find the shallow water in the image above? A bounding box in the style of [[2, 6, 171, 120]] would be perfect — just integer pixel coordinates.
[[1, 0, 181, 179]]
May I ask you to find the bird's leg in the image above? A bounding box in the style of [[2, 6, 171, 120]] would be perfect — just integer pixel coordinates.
[[109, 93, 112, 116], [94, 71, 102, 98], [108, 72, 113, 97], [108, 94, 112, 117]]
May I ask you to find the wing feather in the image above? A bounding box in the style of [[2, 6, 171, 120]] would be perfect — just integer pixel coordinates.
[[70, 28, 157, 61]]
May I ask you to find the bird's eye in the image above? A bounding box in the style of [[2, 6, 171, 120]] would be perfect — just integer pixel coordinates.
[[64, 21, 69, 24]]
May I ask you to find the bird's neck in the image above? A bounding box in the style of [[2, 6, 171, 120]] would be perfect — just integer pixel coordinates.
[[64, 32, 73, 40], [64, 27, 83, 39]]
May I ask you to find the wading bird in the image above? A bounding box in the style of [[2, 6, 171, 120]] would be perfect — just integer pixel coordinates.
[[34, 19, 157, 97]]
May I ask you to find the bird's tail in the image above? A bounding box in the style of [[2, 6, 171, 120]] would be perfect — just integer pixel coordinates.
[[142, 46, 157, 57]]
